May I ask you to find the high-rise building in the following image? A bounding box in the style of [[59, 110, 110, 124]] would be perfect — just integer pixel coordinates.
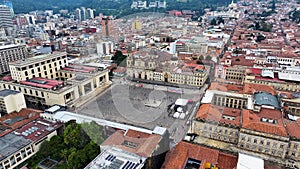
[[1, 1, 14, 17], [131, 20, 142, 30], [87, 8, 94, 19], [75, 8, 81, 21], [0, 5, 13, 28], [97, 41, 114, 55], [0, 44, 28, 73], [101, 16, 112, 38], [80, 7, 87, 21]]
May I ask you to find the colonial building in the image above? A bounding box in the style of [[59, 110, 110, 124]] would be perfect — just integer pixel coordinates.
[[191, 82, 300, 167], [244, 68, 300, 92], [162, 141, 238, 169], [127, 49, 209, 87]]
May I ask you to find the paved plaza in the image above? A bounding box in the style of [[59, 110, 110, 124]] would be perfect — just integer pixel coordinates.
[[75, 83, 202, 142]]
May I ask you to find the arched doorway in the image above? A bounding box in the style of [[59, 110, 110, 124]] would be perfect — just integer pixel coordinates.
[[164, 73, 168, 82]]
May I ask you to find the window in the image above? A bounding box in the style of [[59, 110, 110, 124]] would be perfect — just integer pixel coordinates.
[[294, 144, 298, 149], [241, 136, 245, 141]]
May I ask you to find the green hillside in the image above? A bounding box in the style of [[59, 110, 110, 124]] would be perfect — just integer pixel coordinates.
[[8, 0, 232, 17]]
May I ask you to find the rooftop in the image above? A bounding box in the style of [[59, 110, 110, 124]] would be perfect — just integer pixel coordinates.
[[196, 104, 241, 127], [0, 133, 31, 161], [243, 83, 275, 95], [20, 78, 65, 91], [9, 52, 67, 67], [0, 44, 24, 50], [284, 119, 300, 140], [0, 89, 20, 97], [162, 141, 238, 169], [253, 92, 280, 109], [85, 146, 146, 169], [242, 108, 288, 137], [208, 82, 244, 93], [237, 153, 264, 169], [101, 130, 162, 158], [0, 108, 42, 137], [14, 118, 63, 142]]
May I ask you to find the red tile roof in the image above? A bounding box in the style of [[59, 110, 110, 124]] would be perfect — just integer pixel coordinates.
[[162, 141, 237, 169], [230, 56, 255, 67], [208, 82, 244, 93], [15, 118, 63, 142], [218, 152, 238, 169], [242, 109, 288, 137], [196, 104, 241, 127], [101, 130, 161, 157], [285, 119, 300, 140], [243, 83, 275, 95], [251, 68, 262, 75], [0, 108, 42, 136]]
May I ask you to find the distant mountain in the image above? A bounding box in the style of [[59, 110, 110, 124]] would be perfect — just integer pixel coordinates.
[[8, 0, 232, 17], [9, 0, 85, 13]]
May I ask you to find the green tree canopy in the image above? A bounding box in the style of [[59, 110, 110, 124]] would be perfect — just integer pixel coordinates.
[[81, 121, 104, 146], [25, 122, 102, 169], [210, 18, 217, 26], [112, 50, 127, 66]]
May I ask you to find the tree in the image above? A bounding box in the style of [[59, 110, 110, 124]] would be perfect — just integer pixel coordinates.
[[25, 123, 101, 169], [210, 18, 217, 26], [254, 22, 260, 30], [206, 55, 212, 60], [199, 55, 204, 60], [271, 0, 276, 11], [256, 34, 266, 42], [291, 10, 300, 23], [112, 50, 127, 66], [216, 17, 224, 24], [81, 121, 104, 146]]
